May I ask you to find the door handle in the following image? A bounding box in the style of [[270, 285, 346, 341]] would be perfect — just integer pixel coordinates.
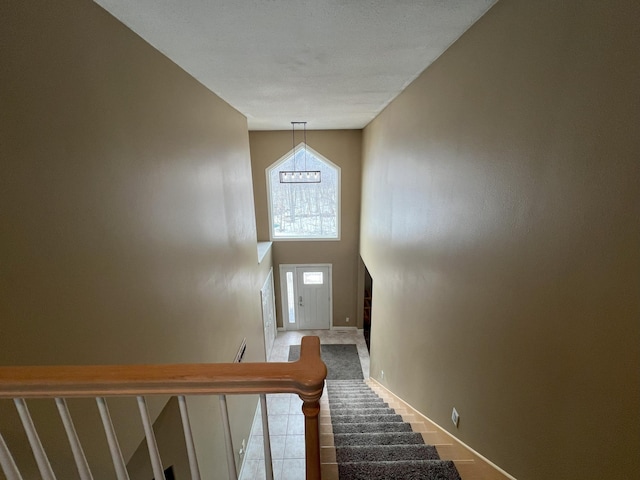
[[299, 295, 303, 307]]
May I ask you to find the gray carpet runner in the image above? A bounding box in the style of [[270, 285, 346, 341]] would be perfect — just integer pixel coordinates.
[[327, 380, 462, 480]]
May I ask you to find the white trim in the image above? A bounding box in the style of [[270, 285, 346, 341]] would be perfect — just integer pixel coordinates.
[[238, 400, 261, 480], [278, 265, 296, 330], [233, 338, 247, 364], [369, 378, 518, 480], [257, 241, 272, 264], [260, 269, 277, 360], [266, 143, 341, 241], [267, 236, 341, 242]]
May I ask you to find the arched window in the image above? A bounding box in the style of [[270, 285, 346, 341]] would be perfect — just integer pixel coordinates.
[[266, 144, 340, 240]]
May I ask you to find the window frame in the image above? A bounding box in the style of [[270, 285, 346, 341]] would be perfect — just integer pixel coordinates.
[[266, 143, 341, 241]]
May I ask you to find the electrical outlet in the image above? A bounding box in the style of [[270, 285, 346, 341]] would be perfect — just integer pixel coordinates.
[[346, 317, 350, 322], [451, 408, 460, 428], [380, 370, 384, 380], [239, 438, 246, 456]]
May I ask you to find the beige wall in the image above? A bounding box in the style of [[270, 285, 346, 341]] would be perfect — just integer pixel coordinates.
[[250, 130, 362, 329], [0, 1, 264, 478], [128, 248, 274, 480], [127, 398, 191, 479], [360, 2, 640, 480]]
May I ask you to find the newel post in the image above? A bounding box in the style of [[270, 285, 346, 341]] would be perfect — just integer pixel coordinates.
[[296, 336, 327, 480], [302, 396, 322, 480]]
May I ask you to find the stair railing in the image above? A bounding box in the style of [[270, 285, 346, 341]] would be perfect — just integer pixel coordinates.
[[0, 336, 327, 480]]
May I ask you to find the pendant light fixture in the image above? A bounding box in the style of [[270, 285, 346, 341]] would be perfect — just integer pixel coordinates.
[[279, 121, 321, 183]]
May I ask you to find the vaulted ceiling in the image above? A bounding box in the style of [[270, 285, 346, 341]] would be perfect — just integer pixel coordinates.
[[94, 0, 496, 130]]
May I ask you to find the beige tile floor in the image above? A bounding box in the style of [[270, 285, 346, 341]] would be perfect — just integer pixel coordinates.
[[238, 329, 369, 480]]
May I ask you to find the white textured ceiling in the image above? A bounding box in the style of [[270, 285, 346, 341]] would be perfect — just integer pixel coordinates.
[[93, 0, 496, 130]]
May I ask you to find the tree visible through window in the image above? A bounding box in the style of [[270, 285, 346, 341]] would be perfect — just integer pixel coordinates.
[[267, 144, 340, 240]]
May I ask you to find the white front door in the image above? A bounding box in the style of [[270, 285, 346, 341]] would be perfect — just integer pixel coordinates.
[[295, 266, 330, 330], [260, 268, 276, 359]]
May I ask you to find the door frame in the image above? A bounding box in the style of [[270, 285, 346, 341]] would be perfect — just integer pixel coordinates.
[[279, 263, 333, 331], [260, 267, 277, 360]]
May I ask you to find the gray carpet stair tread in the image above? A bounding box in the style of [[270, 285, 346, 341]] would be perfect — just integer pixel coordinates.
[[327, 384, 371, 387], [327, 380, 367, 383], [329, 397, 386, 402], [331, 407, 395, 416], [329, 400, 388, 408], [330, 397, 384, 403], [325, 365, 462, 480], [328, 385, 374, 389], [329, 398, 388, 407], [328, 392, 375, 396], [338, 460, 462, 480], [328, 388, 377, 392], [332, 422, 413, 434], [328, 386, 372, 389], [330, 398, 383, 403], [330, 397, 382, 402], [330, 413, 404, 423], [327, 386, 373, 391], [330, 403, 389, 410], [335, 444, 440, 462], [329, 389, 378, 392], [328, 386, 378, 390], [328, 390, 380, 398], [329, 395, 384, 400], [333, 431, 425, 446]]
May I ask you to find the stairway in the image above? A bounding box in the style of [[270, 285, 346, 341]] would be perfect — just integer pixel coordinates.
[[325, 380, 462, 480]]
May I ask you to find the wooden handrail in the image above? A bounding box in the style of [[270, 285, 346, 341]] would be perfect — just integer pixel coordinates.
[[0, 336, 327, 480], [0, 336, 327, 400]]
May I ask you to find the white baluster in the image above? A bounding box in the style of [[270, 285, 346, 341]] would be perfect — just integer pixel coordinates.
[[96, 397, 130, 480], [55, 398, 93, 480], [0, 433, 24, 480], [136, 396, 165, 480], [259, 395, 274, 480], [177, 396, 201, 480], [13, 399, 56, 480], [219, 395, 237, 480]]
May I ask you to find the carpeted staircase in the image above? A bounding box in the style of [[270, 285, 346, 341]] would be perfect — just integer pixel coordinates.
[[326, 380, 462, 480]]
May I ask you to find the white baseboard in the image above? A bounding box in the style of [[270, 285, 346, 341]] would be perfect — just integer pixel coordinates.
[[369, 378, 518, 480], [277, 326, 360, 332], [237, 399, 261, 480]]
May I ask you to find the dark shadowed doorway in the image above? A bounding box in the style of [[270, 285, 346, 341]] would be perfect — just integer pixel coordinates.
[[363, 265, 373, 351]]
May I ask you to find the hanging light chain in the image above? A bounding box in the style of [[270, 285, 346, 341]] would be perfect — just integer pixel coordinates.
[[279, 121, 320, 183]]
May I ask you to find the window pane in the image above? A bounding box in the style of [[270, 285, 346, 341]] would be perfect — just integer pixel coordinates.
[[269, 146, 339, 239], [303, 272, 323, 285], [286, 272, 295, 323]]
